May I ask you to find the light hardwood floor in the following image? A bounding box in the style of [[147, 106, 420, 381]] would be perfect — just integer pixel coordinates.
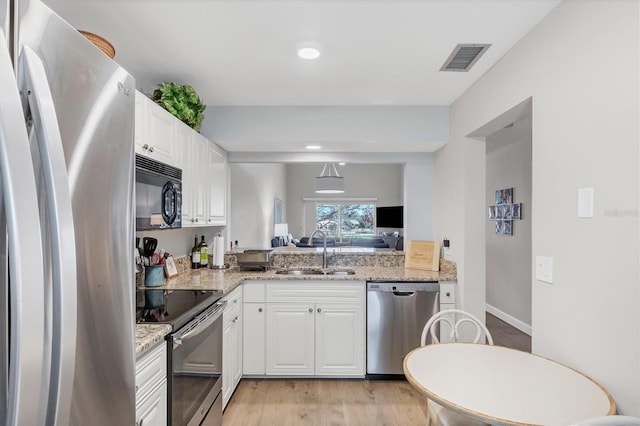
[[222, 379, 429, 426], [223, 314, 531, 425]]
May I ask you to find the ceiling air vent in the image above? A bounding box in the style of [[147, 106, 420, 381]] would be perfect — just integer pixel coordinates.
[[440, 43, 491, 72]]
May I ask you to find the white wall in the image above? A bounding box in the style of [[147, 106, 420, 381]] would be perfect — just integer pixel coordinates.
[[201, 106, 449, 152], [285, 163, 404, 238], [435, 0, 639, 414], [136, 226, 225, 260], [229, 163, 287, 249], [404, 156, 435, 241], [485, 119, 532, 331]]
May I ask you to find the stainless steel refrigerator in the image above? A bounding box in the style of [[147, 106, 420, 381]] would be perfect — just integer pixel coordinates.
[[0, 0, 136, 424]]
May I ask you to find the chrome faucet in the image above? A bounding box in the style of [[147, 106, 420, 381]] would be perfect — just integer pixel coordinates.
[[308, 229, 328, 268]]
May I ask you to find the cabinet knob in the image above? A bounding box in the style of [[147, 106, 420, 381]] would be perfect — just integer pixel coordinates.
[[258, 307, 263, 313], [317, 308, 321, 313], [195, 218, 199, 222], [232, 316, 238, 323], [191, 218, 195, 223], [149, 146, 154, 152], [308, 308, 313, 313], [446, 292, 451, 297]]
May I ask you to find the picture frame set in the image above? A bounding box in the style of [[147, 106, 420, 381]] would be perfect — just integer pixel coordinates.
[[488, 187, 522, 236]]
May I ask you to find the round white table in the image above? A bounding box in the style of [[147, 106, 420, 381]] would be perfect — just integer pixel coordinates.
[[403, 343, 615, 425]]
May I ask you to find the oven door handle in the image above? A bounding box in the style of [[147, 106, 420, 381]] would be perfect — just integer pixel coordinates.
[[172, 300, 226, 348]]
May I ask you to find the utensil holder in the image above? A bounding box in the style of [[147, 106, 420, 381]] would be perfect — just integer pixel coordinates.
[[144, 265, 165, 287]]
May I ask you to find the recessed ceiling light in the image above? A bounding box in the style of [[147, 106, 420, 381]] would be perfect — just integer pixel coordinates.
[[297, 42, 321, 60], [305, 145, 322, 150]]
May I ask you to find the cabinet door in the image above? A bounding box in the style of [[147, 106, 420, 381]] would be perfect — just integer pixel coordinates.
[[242, 303, 265, 375], [180, 131, 194, 225], [438, 305, 456, 343], [223, 307, 242, 409], [145, 99, 176, 166], [222, 318, 233, 408], [190, 133, 207, 225], [136, 380, 167, 426], [315, 303, 365, 376], [231, 312, 243, 390], [265, 304, 315, 375], [173, 121, 192, 172], [206, 142, 227, 225]]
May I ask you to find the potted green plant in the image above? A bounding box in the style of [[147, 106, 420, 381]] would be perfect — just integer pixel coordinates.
[[152, 82, 206, 132]]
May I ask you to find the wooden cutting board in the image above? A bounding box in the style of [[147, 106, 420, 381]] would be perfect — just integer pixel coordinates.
[[404, 240, 440, 271]]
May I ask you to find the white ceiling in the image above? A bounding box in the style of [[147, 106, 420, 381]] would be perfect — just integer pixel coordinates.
[[42, 0, 559, 152]]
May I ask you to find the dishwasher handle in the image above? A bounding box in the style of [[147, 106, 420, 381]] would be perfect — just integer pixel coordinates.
[[392, 291, 415, 296]]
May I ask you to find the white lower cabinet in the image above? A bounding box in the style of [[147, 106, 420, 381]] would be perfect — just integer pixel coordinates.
[[314, 303, 364, 375], [439, 281, 457, 343], [136, 382, 167, 426], [222, 286, 243, 409], [265, 304, 315, 375], [246, 280, 365, 377], [243, 282, 266, 375], [135, 342, 167, 426]]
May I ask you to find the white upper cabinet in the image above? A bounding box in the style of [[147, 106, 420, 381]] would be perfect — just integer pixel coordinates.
[[185, 132, 208, 226], [134, 91, 178, 168], [206, 142, 227, 225], [135, 90, 227, 227], [182, 131, 227, 227]]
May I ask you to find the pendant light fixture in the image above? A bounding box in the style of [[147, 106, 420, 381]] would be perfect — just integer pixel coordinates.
[[315, 163, 344, 194]]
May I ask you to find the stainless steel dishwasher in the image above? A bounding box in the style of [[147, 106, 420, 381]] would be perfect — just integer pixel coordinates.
[[366, 281, 440, 377]]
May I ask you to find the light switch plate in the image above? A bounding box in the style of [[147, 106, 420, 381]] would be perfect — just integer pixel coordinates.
[[535, 256, 553, 284], [578, 187, 594, 218]]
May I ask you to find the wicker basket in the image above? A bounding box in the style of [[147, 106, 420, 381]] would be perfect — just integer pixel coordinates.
[[79, 30, 115, 59]]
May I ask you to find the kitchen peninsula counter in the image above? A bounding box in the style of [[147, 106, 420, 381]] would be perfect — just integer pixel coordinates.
[[139, 264, 456, 294], [135, 253, 457, 355]]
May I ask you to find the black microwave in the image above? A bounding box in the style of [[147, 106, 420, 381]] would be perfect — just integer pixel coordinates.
[[135, 154, 182, 230]]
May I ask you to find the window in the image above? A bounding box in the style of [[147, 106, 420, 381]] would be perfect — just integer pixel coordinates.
[[315, 202, 375, 240]]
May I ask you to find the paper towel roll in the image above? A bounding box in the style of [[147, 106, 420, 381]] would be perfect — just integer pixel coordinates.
[[213, 236, 225, 267]]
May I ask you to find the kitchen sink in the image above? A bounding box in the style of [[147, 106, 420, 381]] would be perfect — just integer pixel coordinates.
[[274, 268, 356, 276], [275, 269, 324, 275], [325, 269, 356, 275]]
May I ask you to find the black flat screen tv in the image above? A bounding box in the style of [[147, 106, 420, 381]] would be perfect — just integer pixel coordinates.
[[376, 206, 403, 228]]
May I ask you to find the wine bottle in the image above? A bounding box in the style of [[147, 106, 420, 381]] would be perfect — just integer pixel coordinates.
[[191, 234, 200, 269], [199, 235, 208, 267]]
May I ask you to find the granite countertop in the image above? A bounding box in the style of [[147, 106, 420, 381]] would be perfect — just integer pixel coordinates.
[[135, 324, 172, 357], [138, 265, 456, 294], [135, 259, 457, 357]]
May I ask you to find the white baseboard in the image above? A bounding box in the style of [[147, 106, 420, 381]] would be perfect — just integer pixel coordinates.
[[485, 304, 532, 336]]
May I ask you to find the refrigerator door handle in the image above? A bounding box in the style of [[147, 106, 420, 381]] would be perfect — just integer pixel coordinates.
[[0, 30, 47, 426], [20, 45, 78, 426]]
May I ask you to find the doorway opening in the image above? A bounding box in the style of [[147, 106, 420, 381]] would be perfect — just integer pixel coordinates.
[[467, 98, 533, 351]]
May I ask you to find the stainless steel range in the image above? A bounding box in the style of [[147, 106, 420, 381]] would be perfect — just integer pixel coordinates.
[[137, 289, 225, 426]]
